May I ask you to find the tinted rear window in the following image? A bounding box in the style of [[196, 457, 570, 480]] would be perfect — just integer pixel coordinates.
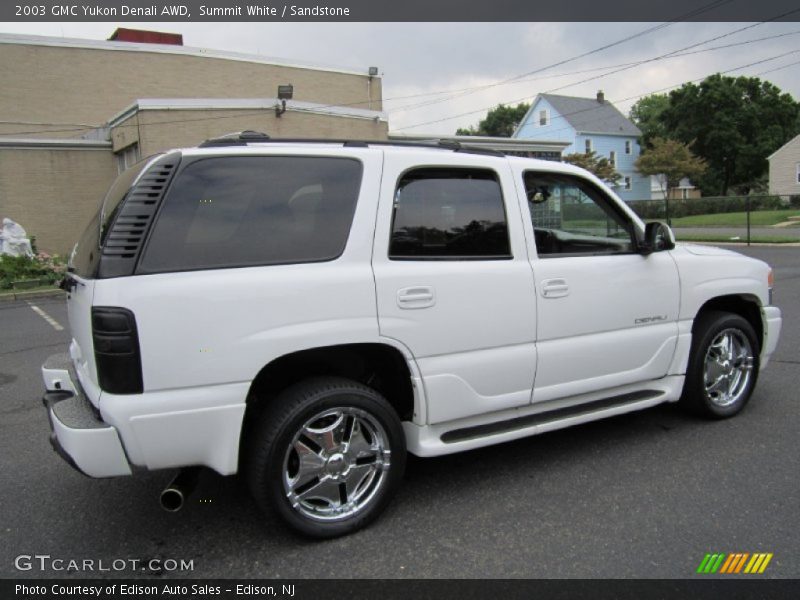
[[389, 168, 511, 259], [138, 156, 362, 273]]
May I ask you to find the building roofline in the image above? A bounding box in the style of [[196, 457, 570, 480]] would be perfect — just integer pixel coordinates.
[[389, 132, 569, 152], [0, 32, 378, 79], [514, 93, 642, 138], [0, 137, 111, 149], [512, 94, 542, 137], [767, 133, 800, 160], [106, 98, 387, 128]]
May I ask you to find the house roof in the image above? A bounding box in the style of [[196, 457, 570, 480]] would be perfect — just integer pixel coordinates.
[[767, 133, 800, 160], [523, 93, 641, 137]]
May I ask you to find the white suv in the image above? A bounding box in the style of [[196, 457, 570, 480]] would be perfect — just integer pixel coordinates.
[[43, 133, 782, 537]]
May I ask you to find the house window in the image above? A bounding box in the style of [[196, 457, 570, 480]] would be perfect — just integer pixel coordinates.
[[609, 151, 616, 167], [585, 139, 592, 153], [796, 162, 800, 184], [625, 140, 632, 155], [539, 110, 548, 126], [624, 176, 632, 191], [116, 144, 140, 174], [681, 188, 689, 199]]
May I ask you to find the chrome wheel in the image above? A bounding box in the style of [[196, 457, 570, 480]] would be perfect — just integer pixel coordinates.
[[703, 328, 754, 408], [282, 407, 391, 522]]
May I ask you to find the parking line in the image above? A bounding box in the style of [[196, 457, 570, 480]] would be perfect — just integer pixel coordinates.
[[28, 303, 64, 331]]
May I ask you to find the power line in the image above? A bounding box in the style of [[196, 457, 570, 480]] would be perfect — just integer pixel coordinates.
[[5, 47, 797, 139], [386, 0, 734, 116], [387, 29, 800, 115], [393, 7, 800, 132], [512, 49, 800, 142]]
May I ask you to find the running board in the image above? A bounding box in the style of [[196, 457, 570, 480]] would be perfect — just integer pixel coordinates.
[[440, 390, 665, 444]]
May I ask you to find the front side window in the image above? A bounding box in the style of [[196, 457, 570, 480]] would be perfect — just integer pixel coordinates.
[[609, 150, 616, 167], [389, 168, 511, 260], [539, 110, 548, 126], [624, 176, 632, 190], [523, 171, 635, 257], [585, 139, 592, 153], [138, 156, 362, 273], [796, 162, 800, 184]]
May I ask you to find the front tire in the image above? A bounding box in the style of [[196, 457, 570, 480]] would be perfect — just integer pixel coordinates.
[[680, 311, 759, 419], [246, 377, 406, 538]]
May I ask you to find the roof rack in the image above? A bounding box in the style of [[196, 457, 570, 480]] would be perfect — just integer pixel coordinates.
[[198, 130, 271, 147], [197, 131, 505, 157]]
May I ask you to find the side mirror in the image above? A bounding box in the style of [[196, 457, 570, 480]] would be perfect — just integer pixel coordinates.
[[641, 221, 675, 255]]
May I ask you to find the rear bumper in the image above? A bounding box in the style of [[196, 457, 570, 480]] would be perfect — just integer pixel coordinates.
[[761, 306, 782, 369], [41, 354, 132, 478]]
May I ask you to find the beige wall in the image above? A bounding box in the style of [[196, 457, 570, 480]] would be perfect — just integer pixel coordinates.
[[0, 147, 116, 254], [1, 38, 387, 253], [0, 109, 387, 253], [769, 137, 800, 197], [0, 41, 382, 138]]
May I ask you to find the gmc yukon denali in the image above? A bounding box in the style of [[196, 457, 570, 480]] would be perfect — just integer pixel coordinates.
[[42, 133, 782, 537]]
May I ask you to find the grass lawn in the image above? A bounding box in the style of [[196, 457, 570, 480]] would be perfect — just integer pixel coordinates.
[[669, 209, 800, 228], [674, 232, 799, 244]]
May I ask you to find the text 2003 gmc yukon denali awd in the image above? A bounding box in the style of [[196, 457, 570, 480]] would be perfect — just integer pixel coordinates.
[[43, 133, 782, 537]]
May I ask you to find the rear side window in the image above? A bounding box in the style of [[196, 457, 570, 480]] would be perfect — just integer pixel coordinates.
[[389, 168, 511, 259], [138, 156, 362, 273], [69, 156, 155, 278]]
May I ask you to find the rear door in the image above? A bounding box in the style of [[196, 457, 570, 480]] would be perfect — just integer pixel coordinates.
[[372, 152, 537, 425]]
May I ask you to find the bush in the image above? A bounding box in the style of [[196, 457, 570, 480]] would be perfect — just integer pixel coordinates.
[[0, 253, 67, 290], [625, 195, 790, 220]]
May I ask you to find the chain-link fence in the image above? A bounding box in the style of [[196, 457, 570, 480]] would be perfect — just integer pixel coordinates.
[[626, 195, 800, 245]]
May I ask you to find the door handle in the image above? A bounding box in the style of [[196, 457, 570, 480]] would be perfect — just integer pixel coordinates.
[[397, 286, 436, 309], [541, 278, 569, 298]]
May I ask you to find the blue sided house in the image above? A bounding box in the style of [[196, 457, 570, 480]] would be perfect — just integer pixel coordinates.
[[513, 91, 650, 201]]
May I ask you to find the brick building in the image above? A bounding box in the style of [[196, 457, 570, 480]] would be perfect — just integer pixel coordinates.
[[0, 30, 387, 252]]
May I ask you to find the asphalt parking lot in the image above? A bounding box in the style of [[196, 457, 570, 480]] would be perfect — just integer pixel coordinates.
[[1, 245, 798, 580]]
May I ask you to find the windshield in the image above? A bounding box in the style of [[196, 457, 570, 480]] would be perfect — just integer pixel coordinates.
[[69, 155, 160, 278]]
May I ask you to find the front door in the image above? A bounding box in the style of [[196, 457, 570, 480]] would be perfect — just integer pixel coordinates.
[[517, 169, 681, 404]]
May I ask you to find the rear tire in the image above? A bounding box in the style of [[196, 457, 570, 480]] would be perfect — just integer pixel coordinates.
[[679, 311, 759, 419], [246, 376, 406, 538]]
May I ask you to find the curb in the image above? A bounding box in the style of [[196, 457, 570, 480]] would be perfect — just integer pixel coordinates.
[[0, 288, 65, 303]]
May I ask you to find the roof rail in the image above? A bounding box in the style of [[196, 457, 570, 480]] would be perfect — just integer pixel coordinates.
[[198, 130, 271, 147], [196, 133, 505, 157]]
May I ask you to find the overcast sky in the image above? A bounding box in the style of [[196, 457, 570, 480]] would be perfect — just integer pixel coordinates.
[[2, 21, 799, 135]]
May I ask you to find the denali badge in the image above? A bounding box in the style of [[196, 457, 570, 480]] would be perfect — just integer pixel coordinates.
[[635, 315, 668, 324]]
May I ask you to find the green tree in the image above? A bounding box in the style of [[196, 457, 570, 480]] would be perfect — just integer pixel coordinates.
[[635, 137, 707, 200], [657, 74, 799, 195], [629, 94, 669, 150], [563, 151, 621, 185], [456, 102, 530, 137]]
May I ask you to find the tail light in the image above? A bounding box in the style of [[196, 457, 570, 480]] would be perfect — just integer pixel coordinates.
[[92, 307, 143, 394]]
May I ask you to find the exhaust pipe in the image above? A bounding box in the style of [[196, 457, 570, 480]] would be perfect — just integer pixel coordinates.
[[160, 467, 200, 512]]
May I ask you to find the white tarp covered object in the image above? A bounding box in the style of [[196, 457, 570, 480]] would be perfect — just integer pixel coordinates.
[[0, 218, 34, 257]]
